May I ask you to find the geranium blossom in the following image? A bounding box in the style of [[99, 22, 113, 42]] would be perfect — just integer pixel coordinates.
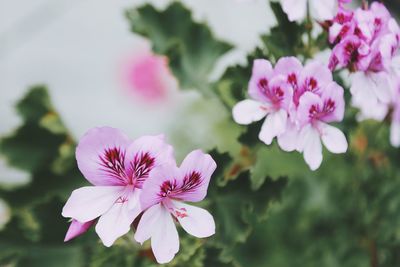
[[62, 127, 174, 246], [134, 150, 216, 264], [327, 2, 400, 146], [232, 57, 347, 170]]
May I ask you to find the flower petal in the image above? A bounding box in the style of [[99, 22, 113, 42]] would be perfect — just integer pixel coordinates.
[[321, 124, 348, 153], [259, 110, 288, 145], [95, 190, 142, 247], [140, 164, 181, 210], [320, 82, 345, 123], [232, 100, 268, 125], [298, 125, 323, 171], [125, 135, 175, 188], [134, 203, 163, 245], [151, 206, 179, 264], [76, 127, 131, 186], [173, 201, 215, 238], [277, 121, 299, 152], [62, 186, 124, 222], [281, 0, 307, 22], [248, 59, 274, 102], [390, 121, 400, 148], [310, 0, 337, 21], [64, 219, 95, 242], [176, 150, 216, 202]]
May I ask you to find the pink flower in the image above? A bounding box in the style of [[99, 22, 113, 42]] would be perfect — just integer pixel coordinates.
[[62, 127, 174, 246], [296, 83, 348, 170], [134, 150, 216, 264], [121, 49, 177, 103], [233, 59, 293, 146], [64, 219, 95, 242], [280, 0, 339, 22], [232, 58, 347, 170]]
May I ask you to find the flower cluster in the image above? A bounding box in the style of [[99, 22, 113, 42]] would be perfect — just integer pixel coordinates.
[[327, 2, 400, 147], [233, 57, 348, 170], [62, 127, 216, 264]]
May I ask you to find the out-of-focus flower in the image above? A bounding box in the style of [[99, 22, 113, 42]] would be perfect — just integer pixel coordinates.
[[121, 49, 177, 103], [0, 157, 31, 189], [62, 127, 174, 246], [232, 57, 347, 170], [390, 81, 400, 147], [135, 150, 216, 264], [327, 2, 400, 147], [280, 0, 341, 22], [0, 199, 10, 231]]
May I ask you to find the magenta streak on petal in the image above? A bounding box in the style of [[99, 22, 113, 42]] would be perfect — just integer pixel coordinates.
[[309, 99, 336, 122], [129, 152, 155, 188], [162, 198, 188, 220], [258, 78, 286, 108], [158, 171, 203, 200], [99, 147, 128, 184]]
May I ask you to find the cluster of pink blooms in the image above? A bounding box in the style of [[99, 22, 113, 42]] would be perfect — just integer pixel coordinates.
[[327, 2, 400, 147], [233, 57, 348, 170], [62, 127, 216, 264]]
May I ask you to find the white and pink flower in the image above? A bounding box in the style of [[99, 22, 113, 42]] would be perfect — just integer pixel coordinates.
[[327, 2, 400, 146], [232, 57, 347, 170], [135, 150, 216, 264], [62, 127, 174, 246]]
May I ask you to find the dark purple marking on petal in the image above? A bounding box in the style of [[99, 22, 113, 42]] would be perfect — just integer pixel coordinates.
[[129, 152, 156, 187], [99, 147, 127, 184], [158, 171, 203, 200]]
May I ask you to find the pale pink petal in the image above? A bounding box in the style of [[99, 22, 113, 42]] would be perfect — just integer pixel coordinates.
[[298, 125, 323, 171], [62, 186, 124, 222], [320, 82, 345, 123], [232, 100, 268, 125], [64, 219, 95, 242], [277, 121, 299, 152], [125, 135, 175, 188], [134, 203, 163, 244], [248, 59, 274, 102], [300, 61, 333, 95], [151, 206, 179, 264], [76, 127, 131, 186], [274, 57, 303, 78], [258, 110, 288, 145], [320, 124, 348, 153], [390, 121, 400, 148], [310, 0, 337, 21], [176, 150, 217, 202], [95, 190, 141, 247], [173, 201, 215, 238], [140, 164, 181, 210], [280, 0, 307, 22], [297, 92, 323, 126]]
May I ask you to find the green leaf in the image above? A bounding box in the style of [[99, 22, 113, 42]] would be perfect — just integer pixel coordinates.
[[208, 170, 287, 265], [262, 2, 305, 60], [126, 2, 232, 95]]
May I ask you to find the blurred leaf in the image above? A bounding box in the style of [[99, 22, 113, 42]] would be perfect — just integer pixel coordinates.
[[126, 2, 232, 95]]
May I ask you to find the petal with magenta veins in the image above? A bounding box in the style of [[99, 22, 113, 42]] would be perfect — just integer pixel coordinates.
[[76, 127, 132, 186], [248, 59, 274, 102], [125, 135, 175, 188]]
